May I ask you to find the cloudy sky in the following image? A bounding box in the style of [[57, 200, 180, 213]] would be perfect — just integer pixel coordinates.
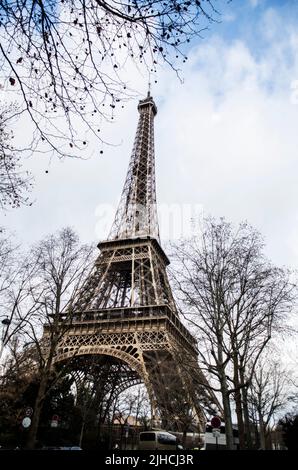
[[1, 0, 298, 277]]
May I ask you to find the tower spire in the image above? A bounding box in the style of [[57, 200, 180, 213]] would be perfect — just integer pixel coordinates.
[[108, 95, 159, 241]]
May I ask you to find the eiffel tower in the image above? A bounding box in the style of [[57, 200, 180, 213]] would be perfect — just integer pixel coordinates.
[[52, 93, 221, 432]]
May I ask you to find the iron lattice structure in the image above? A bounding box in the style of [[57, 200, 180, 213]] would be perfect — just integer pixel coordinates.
[[108, 95, 159, 242], [47, 94, 222, 432]]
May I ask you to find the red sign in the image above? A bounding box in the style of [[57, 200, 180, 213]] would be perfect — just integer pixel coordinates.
[[25, 407, 33, 417], [211, 416, 221, 428]]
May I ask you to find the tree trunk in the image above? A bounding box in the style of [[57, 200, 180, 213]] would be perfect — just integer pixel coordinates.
[[258, 413, 266, 450], [25, 338, 57, 450], [217, 339, 234, 450], [26, 369, 49, 449], [234, 389, 245, 449], [240, 373, 253, 449], [78, 392, 91, 448], [182, 427, 187, 448], [222, 392, 234, 449], [96, 404, 104, 447], [233, 358, 245, 449], [219, 372, 234, 450]]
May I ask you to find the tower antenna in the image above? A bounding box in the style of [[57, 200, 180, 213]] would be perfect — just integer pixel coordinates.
[[148, 73, 151, 97]]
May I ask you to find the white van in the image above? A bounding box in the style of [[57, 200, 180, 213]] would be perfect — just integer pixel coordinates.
[[138, 431, 181, 450]]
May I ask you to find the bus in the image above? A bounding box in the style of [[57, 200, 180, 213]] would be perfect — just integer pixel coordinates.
[[203, 423, 239, 450], [138, 431, 183, 450]]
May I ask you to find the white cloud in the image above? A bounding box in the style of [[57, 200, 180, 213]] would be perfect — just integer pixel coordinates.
[[155, 30, 298, 268], [222, 13, 237, 23], [249, 0, 260, 8]]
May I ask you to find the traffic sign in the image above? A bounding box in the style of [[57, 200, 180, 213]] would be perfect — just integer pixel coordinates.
[[211, 416, 221, 428], [51, 414, 59, 428], [25, 407, 33, 417], [212, 428, 221, 438], [22, 417, 31, 428]]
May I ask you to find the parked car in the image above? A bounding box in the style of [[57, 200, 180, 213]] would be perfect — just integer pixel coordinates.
[[60, 446, 82, 450], [42, 446, 82, 450]]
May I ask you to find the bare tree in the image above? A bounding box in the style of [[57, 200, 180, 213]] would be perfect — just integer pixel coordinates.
[[0, 229, 24, 360], [0, 1, 222, 157], [247, 357, 293, 449], [0, 227, 16, 300], [0, 105, 32, 208], [3, 227, 94, 449], [113, 384, 150, 449], [170, 217, 297, 449], [0, 231, 47, 362]]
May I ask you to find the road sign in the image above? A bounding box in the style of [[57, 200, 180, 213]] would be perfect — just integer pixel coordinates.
[[212, 427, 221, 450], [51, 414, 59, 428], [25, 407, 33, 417], [212, 428, 221, 438], [22, 417, 31, 428], [211, 416, 221, 428]]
